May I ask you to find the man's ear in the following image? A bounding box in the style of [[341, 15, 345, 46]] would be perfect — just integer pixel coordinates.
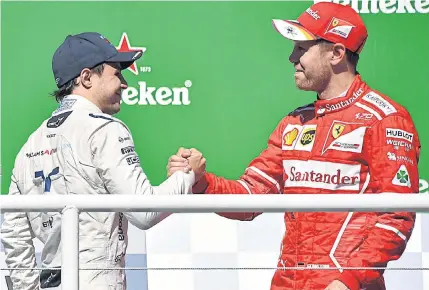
[[79, 68, 93, 88], [330, 43, 347, 66]]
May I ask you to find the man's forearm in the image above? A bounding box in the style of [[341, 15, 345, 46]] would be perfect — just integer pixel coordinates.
[[1, 213, 39, 289], [124, 171, 195, 230]]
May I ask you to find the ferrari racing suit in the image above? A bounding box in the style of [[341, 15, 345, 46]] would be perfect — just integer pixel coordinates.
[[194, 75, 421, 290], [1, 95, 195, 290]]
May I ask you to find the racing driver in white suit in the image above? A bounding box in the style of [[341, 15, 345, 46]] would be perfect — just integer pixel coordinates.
[[0, 32, 206, 290]]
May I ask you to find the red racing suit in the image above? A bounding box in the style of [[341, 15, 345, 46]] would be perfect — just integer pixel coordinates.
[[194, 75, 421, 290]]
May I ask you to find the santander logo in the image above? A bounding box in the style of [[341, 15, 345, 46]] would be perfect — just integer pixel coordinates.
[[283, 160, 361, 191], [306, 7, 321, 19]]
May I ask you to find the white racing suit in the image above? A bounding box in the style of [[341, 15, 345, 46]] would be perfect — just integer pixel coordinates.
[[1, 95, 195, 289]]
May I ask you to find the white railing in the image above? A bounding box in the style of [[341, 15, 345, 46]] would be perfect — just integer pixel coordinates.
[[1, 193, 428, 290]]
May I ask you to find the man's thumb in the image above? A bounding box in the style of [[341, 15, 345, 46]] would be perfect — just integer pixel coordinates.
[[177, 147, 191, 158]]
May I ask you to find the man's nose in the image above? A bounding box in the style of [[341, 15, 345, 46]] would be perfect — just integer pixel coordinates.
[[289, 47, 301, 64], [120, 75, 128, 88], [289, 51, 299, 64]]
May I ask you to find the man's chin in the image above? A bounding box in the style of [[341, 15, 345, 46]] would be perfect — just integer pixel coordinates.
[[105, 104, 121, 116], [295, 81, 314, 91], [111, 106, 121, 115]]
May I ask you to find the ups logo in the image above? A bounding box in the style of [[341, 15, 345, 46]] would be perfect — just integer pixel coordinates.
[[300, 129, 316, 145]]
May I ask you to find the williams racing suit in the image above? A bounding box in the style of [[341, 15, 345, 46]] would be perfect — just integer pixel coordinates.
[[1, 95, 195, 290], [194, 75, 421, 290]]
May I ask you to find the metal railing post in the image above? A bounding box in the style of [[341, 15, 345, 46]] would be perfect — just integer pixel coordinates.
[[61, 206, 79, 290]]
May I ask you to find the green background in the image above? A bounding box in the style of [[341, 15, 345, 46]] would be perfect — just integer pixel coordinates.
[[1, 1, 428, 193]]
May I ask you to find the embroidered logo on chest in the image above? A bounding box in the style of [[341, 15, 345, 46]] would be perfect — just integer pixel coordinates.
[[282, 124, 317, 152], [322, 121, 368, 154]]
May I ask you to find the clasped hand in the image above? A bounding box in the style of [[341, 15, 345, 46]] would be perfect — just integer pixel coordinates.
[[167, 147, 206, 182], [324, 280, 349, 290]]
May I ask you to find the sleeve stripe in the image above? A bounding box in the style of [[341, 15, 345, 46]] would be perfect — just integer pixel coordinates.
[[248, 166, 281, 193], [237, 180, 252, 194], [89, 113, 113, 121], [375, 222, 407, 241], [355, 102, 382, 120]]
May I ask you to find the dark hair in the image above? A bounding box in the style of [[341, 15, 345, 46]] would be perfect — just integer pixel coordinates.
[[50, 63, 105, 103], [317, 39, 360, 72]]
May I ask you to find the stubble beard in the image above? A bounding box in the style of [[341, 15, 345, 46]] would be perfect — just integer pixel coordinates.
[[295, 62, 331, 93]]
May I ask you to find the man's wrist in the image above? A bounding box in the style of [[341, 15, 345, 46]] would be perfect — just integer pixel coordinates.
[[337, 271, 360, 290], [192, 173, 209, 194]]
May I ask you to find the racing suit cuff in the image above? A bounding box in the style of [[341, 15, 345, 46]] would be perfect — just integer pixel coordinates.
[[192, 173, 209, 194], [337, 271, 360, 290]]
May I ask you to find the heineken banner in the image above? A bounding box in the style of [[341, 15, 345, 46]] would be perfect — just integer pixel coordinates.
[[1, 1, 428, 290]]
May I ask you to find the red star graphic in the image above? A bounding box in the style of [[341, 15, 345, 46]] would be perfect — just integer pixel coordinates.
[[116, 32, 146, 75]]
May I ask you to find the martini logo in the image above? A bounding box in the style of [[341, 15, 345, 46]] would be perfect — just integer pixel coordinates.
[[117, 32, 192, 106], [314, 0, 429, 14]]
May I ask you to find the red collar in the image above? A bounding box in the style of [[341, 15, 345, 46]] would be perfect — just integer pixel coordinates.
[[314, 75, 368, 116]]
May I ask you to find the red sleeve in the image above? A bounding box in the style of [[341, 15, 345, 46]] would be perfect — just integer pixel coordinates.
[[193, 119, 285, 221], [338, 114, 421, 290]]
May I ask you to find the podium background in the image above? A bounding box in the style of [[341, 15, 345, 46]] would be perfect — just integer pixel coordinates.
[[1, 1, 428, 289]]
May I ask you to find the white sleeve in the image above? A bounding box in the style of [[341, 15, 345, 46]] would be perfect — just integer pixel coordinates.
[[90, 120, 195, 230], [1, 172, 39, 290]]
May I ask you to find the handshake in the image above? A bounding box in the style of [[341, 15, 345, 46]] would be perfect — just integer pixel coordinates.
[[167, 147, 207, 183]]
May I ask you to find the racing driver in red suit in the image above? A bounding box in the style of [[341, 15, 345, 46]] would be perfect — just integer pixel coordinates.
[[167, 2, 421, 290]]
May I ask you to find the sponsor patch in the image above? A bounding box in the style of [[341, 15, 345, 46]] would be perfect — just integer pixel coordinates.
[[295, 125, 317, 151], [387, 152, 396, 161], [387, 152, 414, 165], [121, 146, 135, 154], [323, 122, 367, 154], [306, 264, 330, 269], [319, 88, 363, 114], [53, 98, 76, 114], [47, 111, 73, 128], [332, 123, 345, 139], [286, 26, 298, 37], [325, 17, 354, 39], [386, 128, 413, 142], [306, 7, 320, 20], [392, 165, 411, 188], [420, 179, 428, 193], [300, 127, 316, 145], [283, 160, 361, 191], [119, 136, 131, 143], [118, 212, 125, 240], [40, 268, 61, 288], [284, 128, 299, 146], [282, 125, 301, 150], [282, 124, 317, 152], [355, 112, 373, 120], [362, 92, 397, 116], [126, 156, 140, 165], [26, 148, 57, 158], [387, 139, 412, 151], [42, 216, 54, 228]]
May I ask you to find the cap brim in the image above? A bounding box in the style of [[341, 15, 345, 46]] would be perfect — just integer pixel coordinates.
[[107, 50, 143, 70], [272, 19, 318, 41]]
